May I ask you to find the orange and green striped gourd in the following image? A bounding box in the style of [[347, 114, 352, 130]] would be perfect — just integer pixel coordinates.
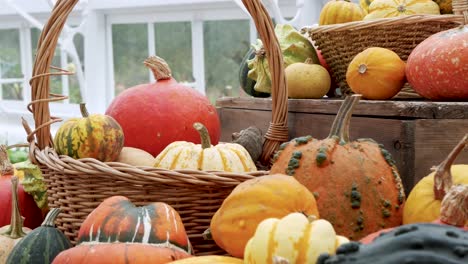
[[53, 103, 124, 162]]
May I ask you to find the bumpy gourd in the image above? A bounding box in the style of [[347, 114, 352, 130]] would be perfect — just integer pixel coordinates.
[[364, 0, 440, 20], [244, 213, 349, 264], [154, 123, 257, 173], [247, 24, 319, 93], [270, 95, 405, 240]]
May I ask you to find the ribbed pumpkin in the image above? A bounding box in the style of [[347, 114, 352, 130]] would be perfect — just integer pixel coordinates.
[[6, 208, 72, 264], [406, 25, 468, 100], [364, 0, 440, 20], [0, 145, 43, 229], [244, 213, 349, 264], [346, 47, 406, 100], [52, 243, 192, 264], [319, 0, 365, 25], [154, 122, 257, 172], [0, 176, 31, 263], [433, 0, 452, 14], [54, 103, 124, 162], [403, 134, 468, 225], [77, 196, 192, 254], [209, 174, 320, 258], [167, 255, 243, 264], [270, 95, 406, 240]]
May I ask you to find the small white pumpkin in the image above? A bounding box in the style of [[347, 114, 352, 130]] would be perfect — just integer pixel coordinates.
[[244, 212, 349, 264], [154, 122, 257, 172]]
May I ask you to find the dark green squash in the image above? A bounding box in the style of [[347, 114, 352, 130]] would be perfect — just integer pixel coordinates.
[[318, 223, 468, 264], [239, 48, 270, 98], [6, 208, 72, 264]]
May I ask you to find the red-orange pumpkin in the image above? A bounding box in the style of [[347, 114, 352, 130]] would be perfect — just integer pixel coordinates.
[[77, 196, 192, 254], [270, 95, 406, 240], [406, 25, 468, 100], [105, 56, 221, 157], [52, 243, 191, 264], [0, 146, 43, 229]]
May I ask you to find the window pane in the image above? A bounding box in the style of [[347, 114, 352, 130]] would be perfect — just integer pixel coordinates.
[[2, 82, 23, 101], [154, 22, 193, 84], [31, 28, 62, 98], [203, 20, 250, 103], [0, 29, 22, 79], [67, 33, 85, 104], [112, 24, 148, 96]]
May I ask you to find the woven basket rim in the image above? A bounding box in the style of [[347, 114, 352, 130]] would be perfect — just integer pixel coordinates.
[[304, 14, 466, 34]]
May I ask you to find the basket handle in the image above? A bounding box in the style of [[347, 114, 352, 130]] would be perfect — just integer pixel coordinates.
[[26, 0, 78, 152], [452, 0, 468, 24], [241, 0, 289, 165]]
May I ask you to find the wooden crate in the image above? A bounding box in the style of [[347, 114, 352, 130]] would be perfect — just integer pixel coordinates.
[[216, 97, 468, 193]]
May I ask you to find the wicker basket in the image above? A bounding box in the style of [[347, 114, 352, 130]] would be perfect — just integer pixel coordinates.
[[304, 0, 468, 99], [23, 0, 289, 256]]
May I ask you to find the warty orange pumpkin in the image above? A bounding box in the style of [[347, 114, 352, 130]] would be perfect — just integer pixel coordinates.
[[270, 94, 406, 240]]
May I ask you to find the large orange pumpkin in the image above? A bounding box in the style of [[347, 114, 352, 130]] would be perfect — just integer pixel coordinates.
[[105, 56, 221, 157], [270, 95, 405, 240], [77, 196, 192, 254], [52, 243, 191, 264]]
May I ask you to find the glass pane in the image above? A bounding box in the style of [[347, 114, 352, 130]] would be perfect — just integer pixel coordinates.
[[67, 33, 85, 104], [203, 20, 250, 103], [112, 24, 148, 96], [31, 28, 62, 98], [154, 22, 193, 84], [0, 29, 22, 79], [2, 82, 23, 101]]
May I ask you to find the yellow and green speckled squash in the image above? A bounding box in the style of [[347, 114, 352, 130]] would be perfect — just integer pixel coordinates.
[[433, 0, 452, 14], [53, 103, 124, 162], [360, 0, 375, 13], [364, 0, 440, 20], [319, 0, 365, 25], [154, 122, 257, 173]]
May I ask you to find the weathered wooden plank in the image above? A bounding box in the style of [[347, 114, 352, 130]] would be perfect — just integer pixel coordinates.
[[413, 119, 468, 187], [216, 97, 468, 119], [218, 108, 416, 193]]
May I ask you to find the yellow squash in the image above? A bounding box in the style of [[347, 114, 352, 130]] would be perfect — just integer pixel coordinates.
[[209, 174, 319, 258], [319, 0, 365, 25], [244, 213, 349, 264], [360, 0, 375, 13], [364, 0, 440, 20], [154, 123, 256, 172], [403, 134, 468, 224]]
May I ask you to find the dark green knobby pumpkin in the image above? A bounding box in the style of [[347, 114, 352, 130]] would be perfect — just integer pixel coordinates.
[[239, 48, 270, 98], [6, 208, 72, 264], [53, 103, 124, 162]]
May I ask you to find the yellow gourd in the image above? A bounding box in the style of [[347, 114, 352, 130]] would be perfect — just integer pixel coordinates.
[[154, 123, 256, 172], [244, 213, 349, 264], [403, 134, 468, 225], [364, 0, 440, 20], [360, 0, 375, 13], [319, 0, 365, 25]]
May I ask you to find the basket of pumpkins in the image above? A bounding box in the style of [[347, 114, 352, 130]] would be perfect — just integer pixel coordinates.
[[303, 0, 468, 100], [21, 0, 294, 256]]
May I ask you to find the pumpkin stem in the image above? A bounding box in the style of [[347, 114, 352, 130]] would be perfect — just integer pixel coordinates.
[[273, 256, 291, 264], [328, 94, 361, 143], [202, 228, 213, 240], [433, 134, 467, 200], [193, 122, 212, 149], [304, 58, 314, 64], [1, 176, 27, 239], [79, 103, 90, 118], [144, 56, 172, 81], [0, 145, 14, 176], [41, 208, 61, 227], [440, 184, 468, 227]]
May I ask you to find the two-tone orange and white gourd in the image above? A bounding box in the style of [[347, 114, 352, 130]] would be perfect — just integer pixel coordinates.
[[154, 122, 257, 172], [244, 213, 349, 264]]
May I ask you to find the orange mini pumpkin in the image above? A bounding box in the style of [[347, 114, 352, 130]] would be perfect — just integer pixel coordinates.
[[270, 95, 405, 240], [346, 47, 406, 100]]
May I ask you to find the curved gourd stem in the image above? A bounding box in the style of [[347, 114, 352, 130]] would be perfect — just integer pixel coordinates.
[[440, 184, 468, 227], [193, 123, 212, 149], [328, 94, 362, 143], [433, 134, 467, 200], [1, 176, 27, 239], [0, 145, 14, 176], [41, 208, 61, 227], [144, 56, 172, 81], [79, 103, 89, 118]]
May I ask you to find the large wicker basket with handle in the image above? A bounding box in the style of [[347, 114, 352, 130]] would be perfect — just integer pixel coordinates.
[[23, 0, 289, 256], [304, 0, 468, 99]]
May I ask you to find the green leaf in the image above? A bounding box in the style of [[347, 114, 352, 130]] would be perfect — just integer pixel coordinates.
[[14, 160, 48, 210]]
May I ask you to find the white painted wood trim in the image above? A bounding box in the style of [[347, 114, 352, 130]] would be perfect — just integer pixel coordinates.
[[191, 18, 205, 95]]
